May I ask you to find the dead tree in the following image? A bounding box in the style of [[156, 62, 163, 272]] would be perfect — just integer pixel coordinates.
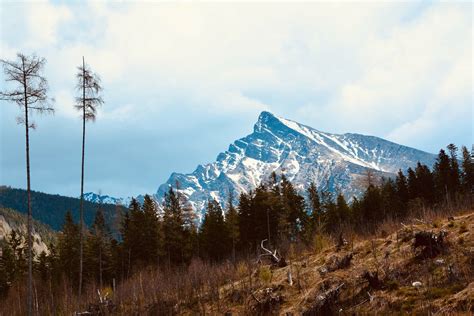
[[327, 253, 353, 272], [362, 271, 384, 290], [75, 57, 104, 296], [250, 287, 284, 314], [1, 53, 54, 316], [258, 239, 287, 267], [303, 283, 345, 315], [336, 232, 348, 251], [413, 230, 447, 259]]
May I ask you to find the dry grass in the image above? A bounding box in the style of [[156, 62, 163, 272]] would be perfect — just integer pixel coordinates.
[[1, 206, 473, 315], [195, 209, 474, 315]]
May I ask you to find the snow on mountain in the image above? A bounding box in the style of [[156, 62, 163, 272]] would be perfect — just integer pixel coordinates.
[[83, 192, 132, 206], [155, 111, 436, 219]]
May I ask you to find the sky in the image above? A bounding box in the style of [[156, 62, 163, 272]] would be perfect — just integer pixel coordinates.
[[0, 0, 472, 198]]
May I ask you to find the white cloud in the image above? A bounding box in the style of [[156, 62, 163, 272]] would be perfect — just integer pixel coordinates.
[[0, 1, 471, 195]]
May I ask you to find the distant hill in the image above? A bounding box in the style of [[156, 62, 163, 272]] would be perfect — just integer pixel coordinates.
[[0, 186, 126, 234]]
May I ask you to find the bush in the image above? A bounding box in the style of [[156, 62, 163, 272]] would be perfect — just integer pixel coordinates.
[[258, 266, 272, 285]]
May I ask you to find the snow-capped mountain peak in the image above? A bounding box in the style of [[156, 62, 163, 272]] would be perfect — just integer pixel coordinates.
[[155, 111, 436, 219], [83, 192, 131, 206]]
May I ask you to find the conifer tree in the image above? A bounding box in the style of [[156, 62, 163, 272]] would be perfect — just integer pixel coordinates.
[[122, 199, 142, 271], [1, 54, 54, 314], [461, 145, 474, 193], [85, 208, 112, 288], [307, 182, 322, 233], [395, 170, 409, 217], [447, 144, 461, 195], [141, 195, 160, 266], [224, 190, 239, 263], [120, 208, 132, 278], [58, 211, 80, 285], [162, 187, 185, 265], [360, 185, 383, 231], [415, 163, 435, 205], [237, 192, 253, 250], [180, 190, 198, 263], [0, 238, 16, 297], [380, 178, 399, 219], [74, 57, 104, 296], [280, 176, 307, 241], [200, 199, 228, 261], [406, 167, 418, 200], [336, 193, 351, 226], [434, 149, 453, 203], [320, 190, 337, 234]]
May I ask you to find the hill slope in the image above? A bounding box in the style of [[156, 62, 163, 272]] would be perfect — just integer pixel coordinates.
[[0, 186, 125, 233], [0, 207, 56, 255], [199, 211, 474, 314]]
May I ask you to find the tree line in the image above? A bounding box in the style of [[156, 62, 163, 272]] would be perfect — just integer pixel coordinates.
[[1, 144, 472, 298]]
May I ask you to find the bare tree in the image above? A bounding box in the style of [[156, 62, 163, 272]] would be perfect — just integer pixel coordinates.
[[0, 53, 54, 316], [75, 57, 103, 296]]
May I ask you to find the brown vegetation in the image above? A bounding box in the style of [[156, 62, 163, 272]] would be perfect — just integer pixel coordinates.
[[1, 205, 473, 315]]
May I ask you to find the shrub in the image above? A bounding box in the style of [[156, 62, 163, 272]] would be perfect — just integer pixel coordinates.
[[258, 266, 272, 285]]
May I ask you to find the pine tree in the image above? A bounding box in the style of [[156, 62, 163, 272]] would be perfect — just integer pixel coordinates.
[[406, 167, 418, 201], [320, 190, 337, 234], [1, 54, 54, 314], [0, 238, 16, 297], [200, 199, 228, 261], [380, 178, 399, 219], [58, 211, 80, 286], [280, 176, 307, 241], [307, 182, 322, 233], [180, 193, 198, 263], [225, 190, 239, 263], [395, 170, 409, 218], [336, 193, 351, 226], [141, 195, 160, 266], [415, 163, 435, 205], [74, 57, 104, 296], [360, 185, 383, 231], [162, 187, 185, 266], [447, 144, 461, 196], [434, 149, 453, 203], [119, 209, 132, 278], [85, 208, 113, 288], [461, 145, 474, 193], [237, 192, 253, 250]]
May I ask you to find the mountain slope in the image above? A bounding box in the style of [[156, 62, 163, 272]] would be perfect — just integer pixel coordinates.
[[156, 111, 436, 217], [0, 207, 56, 255]]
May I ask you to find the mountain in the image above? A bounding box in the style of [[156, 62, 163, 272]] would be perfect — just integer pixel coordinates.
[[83, 192, 131, 206], [155, 111, 436, 218]]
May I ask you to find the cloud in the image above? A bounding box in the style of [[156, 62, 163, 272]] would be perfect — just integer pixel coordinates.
[[0, 1, 471, 197]]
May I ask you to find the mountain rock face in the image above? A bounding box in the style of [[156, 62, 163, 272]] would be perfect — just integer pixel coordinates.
[[155, 111, 436, 219]]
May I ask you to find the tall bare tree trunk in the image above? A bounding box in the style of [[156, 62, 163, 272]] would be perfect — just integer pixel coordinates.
[[23, 58, 33, 316], [79, 56, 86, 297]]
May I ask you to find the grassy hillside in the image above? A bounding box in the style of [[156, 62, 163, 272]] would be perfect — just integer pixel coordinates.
[[108, 209, 472, 315], [198, 211, 473, 315], [0, 186, 126, 233]]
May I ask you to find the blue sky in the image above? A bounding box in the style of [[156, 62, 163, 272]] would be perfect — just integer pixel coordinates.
[[0, 1, 472, 198]]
